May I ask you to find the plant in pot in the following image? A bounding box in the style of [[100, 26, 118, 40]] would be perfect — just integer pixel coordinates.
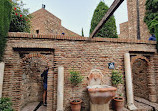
[[111, 70, 124, 111], [69, 69, 84, 111]]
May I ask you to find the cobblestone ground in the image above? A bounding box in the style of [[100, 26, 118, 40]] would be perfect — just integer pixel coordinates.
[[21, 102, 46, 111]]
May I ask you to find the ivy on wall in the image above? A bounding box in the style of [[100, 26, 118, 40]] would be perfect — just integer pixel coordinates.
[[89, 1, 118, 38], [0, 0, 31, 61], [0, 0, 12, 61], [144, 0, 158, 51]]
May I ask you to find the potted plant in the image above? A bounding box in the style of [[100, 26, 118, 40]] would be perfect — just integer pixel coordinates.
[[0, 97, 14, 111], [111, 70, 124, 111], [69, 69, 84, 111]]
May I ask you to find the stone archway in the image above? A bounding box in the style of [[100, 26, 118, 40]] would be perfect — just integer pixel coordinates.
[[131, 57, 149, 100], [131, 55, 157, 102], [20, 53, 52, 110]]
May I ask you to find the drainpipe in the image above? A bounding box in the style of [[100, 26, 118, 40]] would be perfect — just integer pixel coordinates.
[[56, 66, 64, 111], [124, 53, 137, 110], [0, 62, 5, 98]]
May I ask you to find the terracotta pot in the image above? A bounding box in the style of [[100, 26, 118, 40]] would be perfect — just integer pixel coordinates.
[[113, 96, 124, 111], [70, 99, 82, 111]]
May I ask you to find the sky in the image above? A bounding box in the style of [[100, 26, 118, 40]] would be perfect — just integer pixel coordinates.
[[22, 0, 128, 37]]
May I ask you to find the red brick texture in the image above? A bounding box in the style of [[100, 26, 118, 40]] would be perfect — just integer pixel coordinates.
[[30, 8, 81, 37], [2, 32, 158, 111], [119, 0, 151, 40]]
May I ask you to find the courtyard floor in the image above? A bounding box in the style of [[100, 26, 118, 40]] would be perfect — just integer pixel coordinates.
[[21, 102, 46, 111], [21, 97, 158, 111], [122, 97, 158, 111]]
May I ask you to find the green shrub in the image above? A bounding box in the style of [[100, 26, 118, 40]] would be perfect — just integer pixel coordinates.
[[0, 97, 14, 111], [82, 28, 84, 37], [111, 70, 123, 86], [89, 1, 118, 38], [144, 0, 158, 34], [144, 0, 158, 51], [9, 0, 31, 32], [69, 69, 83, 86]]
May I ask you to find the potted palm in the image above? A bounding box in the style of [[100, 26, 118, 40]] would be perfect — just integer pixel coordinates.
[[111, 70, 124, 111], [69, 69, 84, 111]]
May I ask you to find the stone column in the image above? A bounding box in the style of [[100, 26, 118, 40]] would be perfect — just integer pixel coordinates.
[[0, 62, 5, 98], [124, 53, 137, 110], [56, 66, 64, 111]]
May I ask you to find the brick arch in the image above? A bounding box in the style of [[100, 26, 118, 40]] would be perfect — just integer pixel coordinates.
[[19, 53, 53, 110], [22, 53, 51, 66], [130, 55, 157, 102], [131, 55, 150, 66]]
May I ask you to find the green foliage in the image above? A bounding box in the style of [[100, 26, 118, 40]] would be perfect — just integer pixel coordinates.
[[69, 69, 83, 86], [144, 0, 158, 34], [119, 93, 123, 97], [155, 25, 158, 52], [148, 17, 158, 34], [9, 0, 31, 32], [0, 0, 12, 61], [144, 0, 158, 51], [82, 28, 84, 37], [89, 1, 118, 38], [0, 97, 14, 111], [111, 70, 123, 86]]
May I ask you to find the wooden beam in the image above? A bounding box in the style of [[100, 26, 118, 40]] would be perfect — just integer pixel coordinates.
[[90, 0, 124, 38]]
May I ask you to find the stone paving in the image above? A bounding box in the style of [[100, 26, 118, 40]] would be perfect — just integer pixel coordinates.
[[134, 97, 158, 110], [122, 97, 158, 111], [21, 102, 46, 111], [21, 97, 158, 111]]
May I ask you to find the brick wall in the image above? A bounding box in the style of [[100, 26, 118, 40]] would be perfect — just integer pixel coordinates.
[[31, 8, 61, 34], [119, 0, 151, 40], [153, 54, 158, 102], [30, 8, 80, 37], [132, 58, 149, 100], [2, 32, 158, 111], [118, 22, 129, 38]]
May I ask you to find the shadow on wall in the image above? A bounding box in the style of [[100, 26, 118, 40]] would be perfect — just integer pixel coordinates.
[[21, 57, 48, 108], [132, 58, 149, 100]]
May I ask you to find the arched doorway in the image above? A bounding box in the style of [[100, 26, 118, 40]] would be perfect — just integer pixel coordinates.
[[20, 53, 51, 110], [131, 56, 149, 100]]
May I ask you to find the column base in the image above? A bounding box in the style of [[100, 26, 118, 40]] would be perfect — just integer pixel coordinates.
[[90, 102, 109, 111], [127, 103, 137, 110], [149, 95, 157, 102]]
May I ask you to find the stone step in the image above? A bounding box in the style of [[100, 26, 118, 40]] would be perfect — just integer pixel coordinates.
[[21, 102, 46, 111]]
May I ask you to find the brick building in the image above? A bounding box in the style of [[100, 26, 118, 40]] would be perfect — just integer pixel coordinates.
[[30, 7, 80, 37], [2, 32, 158, 111], [118, 0, 151, 40], [1, 0, 158, 111]]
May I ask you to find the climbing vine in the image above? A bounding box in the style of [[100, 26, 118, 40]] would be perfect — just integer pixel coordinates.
[[0, 0, 12, 61], [0, 0, 31, 61], [9, 0, 31, 32]]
